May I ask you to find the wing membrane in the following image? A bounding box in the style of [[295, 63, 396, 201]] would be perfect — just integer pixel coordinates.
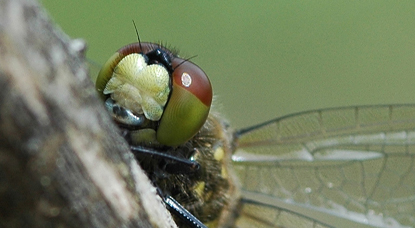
[[233, 105, 415, 228]]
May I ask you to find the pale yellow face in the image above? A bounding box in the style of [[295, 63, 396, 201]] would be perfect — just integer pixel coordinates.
[[103, 53, 170, 121]]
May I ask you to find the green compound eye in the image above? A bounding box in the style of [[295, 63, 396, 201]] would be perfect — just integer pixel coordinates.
[[96, 42, 212, 147], [157, 57, 212, 146]]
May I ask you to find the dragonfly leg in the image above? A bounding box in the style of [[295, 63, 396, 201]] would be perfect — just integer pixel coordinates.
[[130, 145, 200, 174], [156, 188, 207, 228]]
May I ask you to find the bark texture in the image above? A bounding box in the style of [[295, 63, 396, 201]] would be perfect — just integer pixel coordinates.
[[0, 0, 176, 227]]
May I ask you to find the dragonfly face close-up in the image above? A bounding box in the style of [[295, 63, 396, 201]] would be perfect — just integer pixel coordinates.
[[93, 40, 415, 228]]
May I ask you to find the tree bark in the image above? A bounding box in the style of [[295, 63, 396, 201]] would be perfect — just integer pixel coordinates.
[[0, 0, 176, 227]]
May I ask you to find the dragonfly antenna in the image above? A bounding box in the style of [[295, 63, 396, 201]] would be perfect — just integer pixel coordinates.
[[132, 20, 143, 51], [174, 55, 198, 70]]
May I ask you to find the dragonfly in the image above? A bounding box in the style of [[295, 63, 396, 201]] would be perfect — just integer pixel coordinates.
[[92, 40, 415, 228]]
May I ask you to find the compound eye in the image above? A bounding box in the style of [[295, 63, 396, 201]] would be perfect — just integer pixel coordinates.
[[156, 58, 213, 146]]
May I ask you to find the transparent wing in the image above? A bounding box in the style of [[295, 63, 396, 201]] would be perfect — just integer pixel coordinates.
[[232, 105, 415, 228]]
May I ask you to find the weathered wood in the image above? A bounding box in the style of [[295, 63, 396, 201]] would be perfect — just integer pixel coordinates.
[[0, 0, 176, 227]]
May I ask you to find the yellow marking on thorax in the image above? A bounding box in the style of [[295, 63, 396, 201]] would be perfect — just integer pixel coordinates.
[[193, 181, 206, 198]]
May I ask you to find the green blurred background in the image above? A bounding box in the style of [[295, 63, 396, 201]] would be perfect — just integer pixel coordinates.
[[41, 1, 415, 129]]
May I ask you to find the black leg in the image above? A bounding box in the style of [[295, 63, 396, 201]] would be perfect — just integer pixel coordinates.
[[162, 194, 207, 228], [130, 145, 200, 174]]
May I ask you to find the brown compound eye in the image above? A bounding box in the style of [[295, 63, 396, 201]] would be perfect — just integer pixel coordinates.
[[96, 42, 212, 147], [156, 58, 212, 146]]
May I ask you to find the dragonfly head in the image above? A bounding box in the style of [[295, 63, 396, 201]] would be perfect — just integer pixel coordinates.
[[96, 42, 212, 147]]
